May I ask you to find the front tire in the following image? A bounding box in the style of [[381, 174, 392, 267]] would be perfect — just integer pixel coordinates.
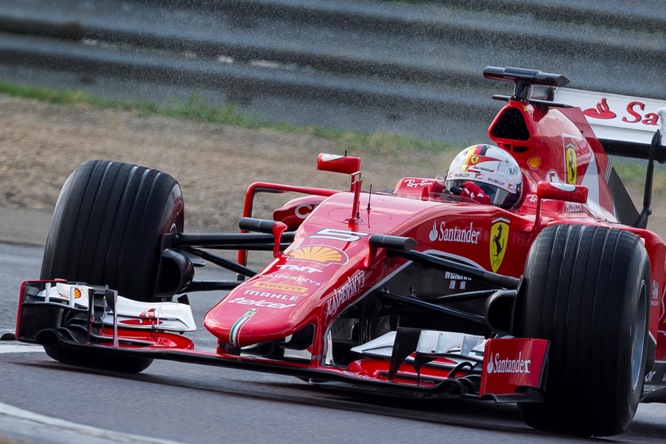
[[515, 224, 649, 436], [40, 160, 184, 373], [41, 160, 184, 302]]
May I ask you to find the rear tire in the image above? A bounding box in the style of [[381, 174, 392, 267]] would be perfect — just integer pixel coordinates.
[[515, 224, 649, 436], [40, 160, 184, 373]]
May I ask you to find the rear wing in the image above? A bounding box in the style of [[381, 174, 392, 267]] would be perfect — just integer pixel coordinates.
[[483, 66, 665, 229], [553, 87, 666, 162], [483, 66, 665, 162]]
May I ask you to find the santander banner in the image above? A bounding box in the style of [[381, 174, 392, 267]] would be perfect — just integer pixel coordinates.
[[479, 338, 549, 397], [553, 87, 666, 146]]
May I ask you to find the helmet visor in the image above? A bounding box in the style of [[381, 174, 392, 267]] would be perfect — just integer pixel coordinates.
[[447, 180, 519, 209]]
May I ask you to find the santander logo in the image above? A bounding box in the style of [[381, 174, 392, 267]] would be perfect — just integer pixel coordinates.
[[428, 220, 480, 244], [583, 98, 660, 126], [486, 352, 532, 374], [583, 97, 616, 119]]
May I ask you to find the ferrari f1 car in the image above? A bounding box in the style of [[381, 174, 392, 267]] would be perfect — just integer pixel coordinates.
[[15, 67, 666, 437]]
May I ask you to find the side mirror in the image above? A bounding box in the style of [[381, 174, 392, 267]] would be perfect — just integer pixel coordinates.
[[532, 182, 589, 232], [536, 181, 588, 203], [317, 153, 363, 225], [317, 153, 361, 175]]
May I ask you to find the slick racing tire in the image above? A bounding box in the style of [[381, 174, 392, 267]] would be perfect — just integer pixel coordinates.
[[41, 160, 184, 302], [41, 160, 184, 373], [515, 224, 650, 437]]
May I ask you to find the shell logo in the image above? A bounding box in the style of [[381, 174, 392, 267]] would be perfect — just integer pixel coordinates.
[[59, 287, 82, 299], [287, 246, 348, 266], [527, 156, 541, 169]]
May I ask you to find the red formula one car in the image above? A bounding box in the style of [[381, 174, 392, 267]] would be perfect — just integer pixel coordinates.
[[15, 67, 666, 436]]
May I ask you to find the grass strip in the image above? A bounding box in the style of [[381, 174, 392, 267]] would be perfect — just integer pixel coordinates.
[[0, 79, 661, 191]]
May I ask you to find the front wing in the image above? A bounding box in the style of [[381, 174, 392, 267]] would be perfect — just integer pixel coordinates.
[[16, 280, 548, 402]]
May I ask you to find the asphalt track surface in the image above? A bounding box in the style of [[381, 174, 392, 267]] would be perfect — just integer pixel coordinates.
[[1, 228, 666, 443]]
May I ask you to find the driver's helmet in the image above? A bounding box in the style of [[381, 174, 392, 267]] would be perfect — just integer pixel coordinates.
[[445, 144, 523, 209]]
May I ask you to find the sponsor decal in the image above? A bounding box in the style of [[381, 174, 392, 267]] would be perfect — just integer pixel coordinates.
[[243, 289, 299, 301], [326, 271, 366, 316], [486, 351, 531, 374], [479, 338, 549, 396], [470, 155, 479, 164], [309, 228, 369, 242], [287, 245, 348, 266], [652, 281, 660, 308], [58, 287, 82, 300], [277, 264, 323, 274], [229, 308, 257, 346], [121, 308, 165, 326], [583, 97, 616, 119], [526, 156, 540, 169], [565, 202, 583, 213], [140, 308, 158, 318], [583, 97, 660, 126], [659, 285, 666, 326], [527, 194, 538, 203], [545, 169, 561, 183], [445, 271, 471, 290], [644, 363, 666, 384], [252, 282, 308, 293], [490, 218, 509, 272], [444, 271, 471, 281], [405, 178, 434, 188], [266, 273, 321, 286], [295, 204, 314, 219], [228, 297, 296, 309], [621, 101, 660, 125], [565, 144, 577, 185], [428, 221, 481, 244], [119, 319, 162, 326]]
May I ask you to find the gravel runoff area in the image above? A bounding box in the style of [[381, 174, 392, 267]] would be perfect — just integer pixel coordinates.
[[0, 93, 664, 247], [0, 93, 453, 246]]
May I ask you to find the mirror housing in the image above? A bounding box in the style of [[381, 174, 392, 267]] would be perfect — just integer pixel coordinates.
[[317, 153, 361, 175], [536, 181, 588, 203]]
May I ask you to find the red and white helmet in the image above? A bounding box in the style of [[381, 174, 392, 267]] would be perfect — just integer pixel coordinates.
[[445, 144, 523, 208]]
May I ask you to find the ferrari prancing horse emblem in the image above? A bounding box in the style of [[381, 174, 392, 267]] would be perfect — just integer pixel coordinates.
[[565, 146, 577, 185], [490, 219, 509, 272]]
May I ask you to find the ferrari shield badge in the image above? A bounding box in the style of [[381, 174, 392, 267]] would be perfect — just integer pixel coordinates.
[[490, 218, 509, 272], [565, 145, 577, 184]]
